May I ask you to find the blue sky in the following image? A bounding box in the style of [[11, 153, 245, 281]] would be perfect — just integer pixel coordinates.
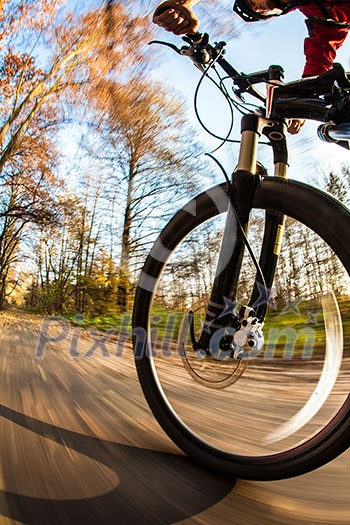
[[153, 6, 350, 184]]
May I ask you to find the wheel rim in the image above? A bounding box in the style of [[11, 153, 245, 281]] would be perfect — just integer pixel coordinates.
[[134, 179, 350, 474]]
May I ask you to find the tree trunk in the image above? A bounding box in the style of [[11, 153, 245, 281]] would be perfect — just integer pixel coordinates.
[[118, 167, 135, 312]]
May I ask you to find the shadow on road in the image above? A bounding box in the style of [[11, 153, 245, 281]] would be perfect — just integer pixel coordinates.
[[0, 404, 236, 524]]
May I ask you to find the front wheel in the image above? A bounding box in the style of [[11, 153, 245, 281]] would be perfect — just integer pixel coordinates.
[[132, 177, 350, 480]]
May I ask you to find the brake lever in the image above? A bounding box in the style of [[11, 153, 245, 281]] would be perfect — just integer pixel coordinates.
[[149, 34, 212, 71], [148, 40, 182, 54], [149, 32, 208, 56]]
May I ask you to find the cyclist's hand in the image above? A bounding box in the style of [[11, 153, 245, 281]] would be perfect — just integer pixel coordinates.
[[287, 119, 305, 135], [153, 1, 199, 35]]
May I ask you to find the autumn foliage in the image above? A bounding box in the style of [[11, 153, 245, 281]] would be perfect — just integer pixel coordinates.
[[0, 0, 150, 311], [0, 0, 206, 315]]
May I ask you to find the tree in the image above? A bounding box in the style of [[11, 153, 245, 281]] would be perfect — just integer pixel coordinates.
[[88, 74, 205, 311], [324, 170, 348, 205], [0, 0, 149, 308]]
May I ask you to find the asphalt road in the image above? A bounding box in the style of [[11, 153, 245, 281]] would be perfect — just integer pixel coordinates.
[[0, 310, 349, 525]]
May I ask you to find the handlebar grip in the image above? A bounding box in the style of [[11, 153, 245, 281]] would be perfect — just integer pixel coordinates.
[[185, 32, 204, 43]]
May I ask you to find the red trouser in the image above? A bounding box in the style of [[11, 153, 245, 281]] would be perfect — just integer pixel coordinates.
[[296, 2, 350, 76]]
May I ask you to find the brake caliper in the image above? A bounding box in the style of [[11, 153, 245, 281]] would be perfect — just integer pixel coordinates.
[[233, 306, 264, 359]]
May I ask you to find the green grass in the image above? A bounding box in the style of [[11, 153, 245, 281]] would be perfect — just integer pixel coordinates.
[[63, 311, 133, 334], [56, 296, 350, 358]]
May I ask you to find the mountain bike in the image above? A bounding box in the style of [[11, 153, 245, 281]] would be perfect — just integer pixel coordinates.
[[132, 32, 350, 481]]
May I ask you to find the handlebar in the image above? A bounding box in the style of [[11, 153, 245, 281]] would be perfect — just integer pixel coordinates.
[[150, 32, 350, 139], [150, 32, 267, 102]]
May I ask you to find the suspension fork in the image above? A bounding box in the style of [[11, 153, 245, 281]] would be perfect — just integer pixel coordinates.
[[195, 114, 262, 350], [195, 115, 288, 352], [249, 119, 288, 319]]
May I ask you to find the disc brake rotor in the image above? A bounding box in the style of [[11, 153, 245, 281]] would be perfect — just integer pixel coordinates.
[[178, 313, 247, 389]]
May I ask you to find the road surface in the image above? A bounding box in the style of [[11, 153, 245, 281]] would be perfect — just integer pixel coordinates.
[[0, 310, 348, 524]]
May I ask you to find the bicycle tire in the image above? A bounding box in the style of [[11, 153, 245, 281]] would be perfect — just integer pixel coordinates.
[[132, 176, 350, 480]]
